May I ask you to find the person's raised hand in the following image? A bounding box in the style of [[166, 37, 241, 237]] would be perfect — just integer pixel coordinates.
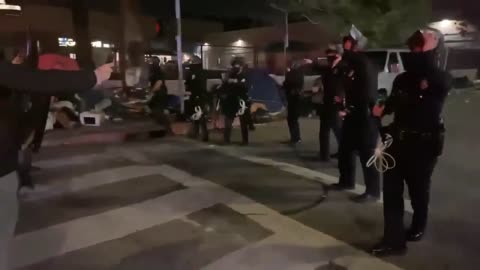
[[94, 63, 114, 86]]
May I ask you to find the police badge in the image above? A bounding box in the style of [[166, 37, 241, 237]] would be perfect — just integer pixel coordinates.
[[420, 79, 429, 90]]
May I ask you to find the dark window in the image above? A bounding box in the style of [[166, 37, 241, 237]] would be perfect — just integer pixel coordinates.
[[387, 52, 400, 73], [363, 51, 387, 72], [400, 52, 409, 62]]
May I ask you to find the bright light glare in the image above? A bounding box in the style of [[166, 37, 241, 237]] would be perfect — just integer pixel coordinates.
[[234, 39, 245, 47], [203, 42, 210, 46], [0, 0, 21, 11], [440, 19, 453, 28], [91, 41, 102, 48]]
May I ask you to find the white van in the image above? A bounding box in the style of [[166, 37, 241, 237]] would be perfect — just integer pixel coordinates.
[[363, 49, 409, 94]]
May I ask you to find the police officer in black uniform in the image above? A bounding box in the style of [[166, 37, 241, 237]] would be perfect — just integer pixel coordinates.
[[186, 63, 209, 142], [221, 58, 250, 145], [330, 36, 381, 203], [319, 47, 343, 161], [148, 57, 173, 134], [283, 60, 305, 144], [370, 30, 451, 257]]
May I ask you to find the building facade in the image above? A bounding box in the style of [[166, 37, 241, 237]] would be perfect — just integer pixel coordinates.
[[0, 3, 156, 65], [203, 22, 333, 72]]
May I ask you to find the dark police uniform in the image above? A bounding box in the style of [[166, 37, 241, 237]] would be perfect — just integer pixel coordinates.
[[0, 62, 97, 178], [220, 69, 250, 144], [283, 67, 304, 143], [186, 64, 209, 142], [336, 51, 380, 198], [379, 54, 451, 249], [148, 65, 172, 133], [319, 63, 343, 160]]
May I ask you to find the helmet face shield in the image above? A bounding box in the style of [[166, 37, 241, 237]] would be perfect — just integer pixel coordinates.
[[407, 29, 441, 52], [422, 31, 440, 52], [404, 29, 445, 71], [344, 25, 368, 50]]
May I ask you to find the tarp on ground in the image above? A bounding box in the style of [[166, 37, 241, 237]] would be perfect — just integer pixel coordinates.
[[246, 69, 284, 113]]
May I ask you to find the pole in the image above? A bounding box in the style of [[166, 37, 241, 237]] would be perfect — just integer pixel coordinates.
[[71, 0, 93, 69], [284, 12, 289, 76], [200, 44, 204, 69], [175, 0, 185, 113], [119, 0, 128, 90], [269, 4, 289, 76]]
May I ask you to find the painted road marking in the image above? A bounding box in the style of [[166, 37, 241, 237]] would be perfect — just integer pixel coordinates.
[[15, 164, 404, 270], [22, 165, 173, 202], [13, 184, 229, 268]]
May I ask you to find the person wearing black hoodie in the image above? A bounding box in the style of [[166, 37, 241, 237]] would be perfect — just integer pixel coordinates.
[[370, 30, 451, 257], [0, 62, 112, 269]]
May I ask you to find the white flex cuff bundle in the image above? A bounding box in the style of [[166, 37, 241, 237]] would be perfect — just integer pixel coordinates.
[[367, 134, 396, 173]]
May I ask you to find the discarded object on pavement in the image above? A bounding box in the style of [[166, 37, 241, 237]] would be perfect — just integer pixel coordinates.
[[80, 112, 105, 127]]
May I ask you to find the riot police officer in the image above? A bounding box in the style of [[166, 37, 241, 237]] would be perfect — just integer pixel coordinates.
[[186, 63, 209, 142], [330, 35, 380, 203], [221, 58, 250, 145], [319, 47, 343, 161], [283, 60, 305, 144], [370, 30, 451, 257]]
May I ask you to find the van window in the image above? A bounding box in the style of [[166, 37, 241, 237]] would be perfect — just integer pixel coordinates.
[[388, 53, 400, 73], [364, 51, 387, 72]]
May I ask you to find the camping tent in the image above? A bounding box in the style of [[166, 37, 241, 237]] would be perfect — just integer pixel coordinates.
[[246, 69, 284, 113]]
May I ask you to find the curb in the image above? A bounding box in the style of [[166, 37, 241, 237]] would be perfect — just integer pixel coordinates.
[[40, 116, 281, 148], [42, 128, 167, 147]]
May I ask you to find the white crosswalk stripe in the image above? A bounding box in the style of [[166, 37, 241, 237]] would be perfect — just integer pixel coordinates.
[[16, 151, 405, 270], [21, 166, 176, 202]]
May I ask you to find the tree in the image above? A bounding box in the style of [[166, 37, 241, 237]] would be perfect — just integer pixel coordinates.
[[270, 0, 431, 47], [71, 0, 94, 68]]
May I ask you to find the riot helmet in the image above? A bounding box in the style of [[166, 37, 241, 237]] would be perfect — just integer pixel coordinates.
[[231, 57, 245, 74], [404, 29, 445, 72], [342, 35, 358, 51]]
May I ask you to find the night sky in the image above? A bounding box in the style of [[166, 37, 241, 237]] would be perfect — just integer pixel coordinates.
[[434, 0, 479, 22], [140, 0, 275, 20], [13, 0, 480, 26], [29, 0, 275, 20], [20, 0, 278, 29]]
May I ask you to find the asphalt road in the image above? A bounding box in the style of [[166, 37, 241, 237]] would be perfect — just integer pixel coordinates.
[[14, 89, 480, 270]]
